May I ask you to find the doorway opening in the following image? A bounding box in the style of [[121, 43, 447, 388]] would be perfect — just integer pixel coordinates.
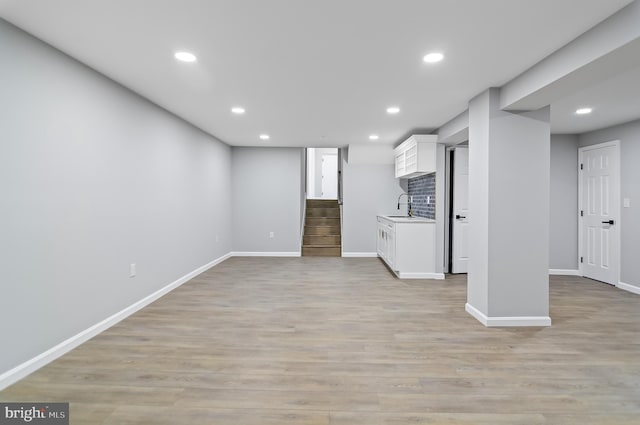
[[302, 148, 341, 257], [306, 148, 338, 199], [445, 144, 469, 274]]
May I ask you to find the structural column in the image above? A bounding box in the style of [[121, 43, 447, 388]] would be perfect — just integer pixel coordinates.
[[466, 88, 551, 327]]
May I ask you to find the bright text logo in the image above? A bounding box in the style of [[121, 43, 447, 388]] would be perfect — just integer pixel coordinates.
[[0, 403, 68, 424]]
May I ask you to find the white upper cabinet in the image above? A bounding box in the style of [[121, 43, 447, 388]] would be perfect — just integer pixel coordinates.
[[394, 135, 438, 178]]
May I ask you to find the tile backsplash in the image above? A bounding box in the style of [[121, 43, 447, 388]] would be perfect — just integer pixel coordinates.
[[407, 173, 435, 219]]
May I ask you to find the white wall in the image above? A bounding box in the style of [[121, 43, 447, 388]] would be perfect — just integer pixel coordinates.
[[0, 20, 232, 375], [550, 135, 579, 270], [307, 148, 337, 199], [231, 147, 303, 253], [306, 148, 316, 198], [341, 148, 405, 254], [300, 149, 307, 241], [578, 119, 640, 289]]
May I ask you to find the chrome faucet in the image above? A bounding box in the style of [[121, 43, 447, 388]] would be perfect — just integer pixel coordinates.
[[397, 193, 413, 216]]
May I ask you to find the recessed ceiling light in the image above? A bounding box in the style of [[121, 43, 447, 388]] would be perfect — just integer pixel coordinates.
[[386, 107, 400, 114], [231, 107, 245, 114], [174, 51, 197, 62], [423, 52, 444, 63], [576, 107, 593, 115], [259, 134, 270, 140], [369, 135, 379, 140]]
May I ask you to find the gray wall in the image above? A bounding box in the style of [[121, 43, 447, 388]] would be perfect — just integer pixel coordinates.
[[342, 150, 405, 253], [467, 90, 491, 314], [550, 134, 579, 270], [468, 88, 550, 318], [0, 20, 232, 375], [578, 119, 640, 289], [231, 147, 303, 253]]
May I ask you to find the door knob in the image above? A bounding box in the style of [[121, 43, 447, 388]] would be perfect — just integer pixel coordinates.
[[456, 215, 466, 220], [601, 220, 615, 225]]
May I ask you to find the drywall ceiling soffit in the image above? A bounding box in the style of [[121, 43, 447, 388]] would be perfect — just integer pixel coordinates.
[[0, 0, 633, 146], [437, 109, 469, 146], [499, 0, 640, 133], [551, 64, 640, 134]]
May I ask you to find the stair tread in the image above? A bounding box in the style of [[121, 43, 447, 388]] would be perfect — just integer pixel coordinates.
[[306, 200, 339, 202], [302, 245, 340, 248]]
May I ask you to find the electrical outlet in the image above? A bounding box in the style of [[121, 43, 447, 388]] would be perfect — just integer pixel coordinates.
[[623, 198, 631, 208], [129, 263, 136, 278], [269, 232, 275, 239]]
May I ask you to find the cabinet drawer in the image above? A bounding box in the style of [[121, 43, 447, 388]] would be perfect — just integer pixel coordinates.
[[377, 218, 394, 230]]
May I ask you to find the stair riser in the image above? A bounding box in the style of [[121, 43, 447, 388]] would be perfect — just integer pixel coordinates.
[[306, 200, 339, 209], [302, 246, 341, 257], [303, 235, 341, 246], [306, 208, 340, 218], [304, 226, 340, 236], [306, 218, 339, 226]]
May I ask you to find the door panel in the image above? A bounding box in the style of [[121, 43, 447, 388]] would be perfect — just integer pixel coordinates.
[[320, 154, 337, 199], [452, 147, 469, 273], [602, 229, 610, 268], [587, 227, 596, 266], [601, 175, 610, 215], [581, 143, 618, 285]]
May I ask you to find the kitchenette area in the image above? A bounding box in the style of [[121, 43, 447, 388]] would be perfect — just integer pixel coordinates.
[[372, 135, 445, 279], [377, 214, 441, 279]]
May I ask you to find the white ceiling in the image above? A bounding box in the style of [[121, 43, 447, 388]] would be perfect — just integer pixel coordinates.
[[551, 64, 640, 134], [0, 0, 635, 147]]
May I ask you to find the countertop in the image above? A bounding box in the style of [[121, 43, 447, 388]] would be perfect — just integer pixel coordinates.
[[378, 215, 436, 223]]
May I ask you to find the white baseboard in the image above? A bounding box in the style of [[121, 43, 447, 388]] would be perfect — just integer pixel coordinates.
[[549, 269, 580, 276], [231, 251, 301, 257], [341, 252, 378, 257], [397, 272, 446, 280], [617, 281, 640, 295], [0, 252, 232, 391], [465, 303, 552, 327]]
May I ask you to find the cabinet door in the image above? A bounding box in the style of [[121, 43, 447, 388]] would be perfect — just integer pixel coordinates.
[[386, 229, 395, 270], [395, 153, 405, 178], [376, 225, 384, 258], [404, 144, 418, 175]]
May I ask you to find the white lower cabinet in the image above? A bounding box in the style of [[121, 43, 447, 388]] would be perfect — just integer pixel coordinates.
[[377, 216, 443, 279], [377, 219, 395, 269]]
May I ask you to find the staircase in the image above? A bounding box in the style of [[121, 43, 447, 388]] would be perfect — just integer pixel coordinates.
[[302, 199, 341, 256]]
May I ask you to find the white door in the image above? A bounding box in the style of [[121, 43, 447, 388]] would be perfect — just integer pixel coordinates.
[[321, 154, 337, 199], [580, 142, 619, 285], [452, 147, 469, 273]]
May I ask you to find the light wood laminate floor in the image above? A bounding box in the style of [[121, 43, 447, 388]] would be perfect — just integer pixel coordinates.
[[2, 257, 640, 424]]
